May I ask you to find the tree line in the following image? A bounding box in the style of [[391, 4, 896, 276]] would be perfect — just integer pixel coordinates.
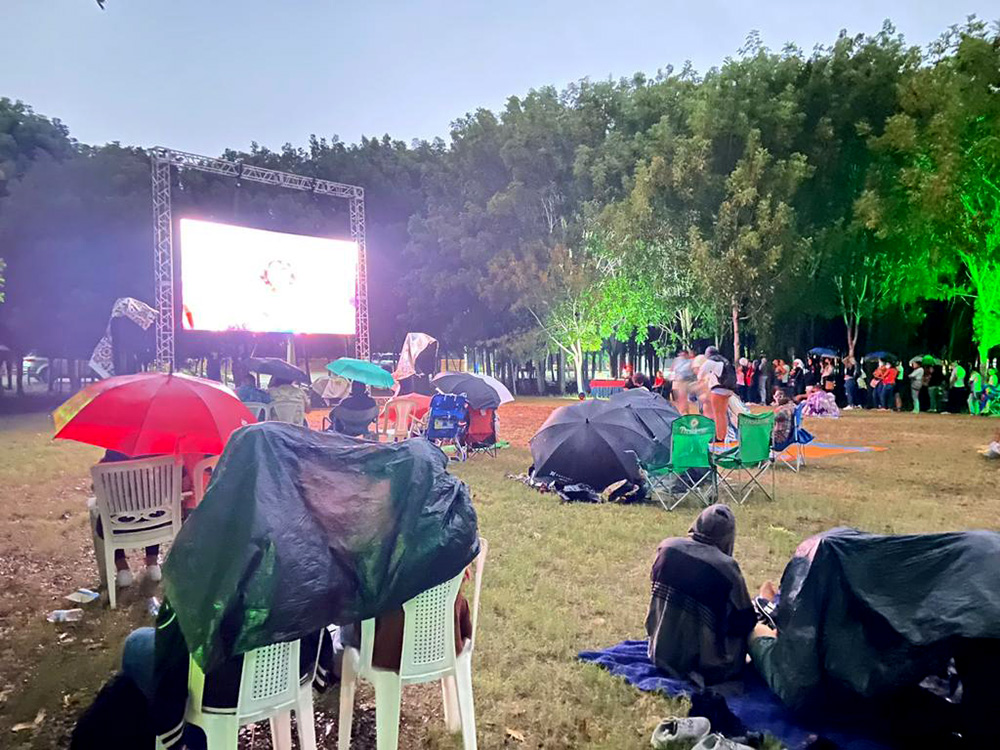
[[0, 19, 998, 394]]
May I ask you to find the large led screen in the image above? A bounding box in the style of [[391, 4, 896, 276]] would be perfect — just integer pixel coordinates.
[[179, 218, 358, 335]]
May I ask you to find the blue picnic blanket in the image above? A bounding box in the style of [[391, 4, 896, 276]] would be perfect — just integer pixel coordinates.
[[578, 640, 890, 750]]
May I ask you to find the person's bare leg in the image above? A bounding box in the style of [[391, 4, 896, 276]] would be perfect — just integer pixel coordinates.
[[710, 392, 728, 441], [759, 580, 778, 600], [674, 383, 688, 415]]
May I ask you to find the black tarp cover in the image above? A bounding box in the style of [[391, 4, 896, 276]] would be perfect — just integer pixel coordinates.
[[163, 422, 479, 670], [771, 528, 1000, 709]]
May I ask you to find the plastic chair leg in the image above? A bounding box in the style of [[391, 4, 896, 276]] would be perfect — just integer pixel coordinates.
[[196, 714, 240, 749], [442, 676, 461, 732], [296, 690, 318, 750], [454, 655, 478, 750], [105, 545, 118, 609], [270, 711, 293, 750], [338, 653, 358, 750], [372, 671, 402, 750]]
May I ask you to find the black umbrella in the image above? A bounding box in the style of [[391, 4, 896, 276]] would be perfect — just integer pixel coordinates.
[[432, 371, 509, 409], [609, 388, 680, 462], [530, 399, 654, 491], [863, 351, 897, 362], [246, 357, 309, 383]]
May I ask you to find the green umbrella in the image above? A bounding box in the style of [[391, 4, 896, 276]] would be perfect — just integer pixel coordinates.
[[326, 357, 395, 388]]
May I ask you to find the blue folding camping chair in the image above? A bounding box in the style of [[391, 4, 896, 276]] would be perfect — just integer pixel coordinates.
[[773, 402, 813, 472], [425, 393, 470, 461]]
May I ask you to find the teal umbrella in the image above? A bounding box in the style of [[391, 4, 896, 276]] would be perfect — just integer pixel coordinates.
[[326, 357, 395, 388]]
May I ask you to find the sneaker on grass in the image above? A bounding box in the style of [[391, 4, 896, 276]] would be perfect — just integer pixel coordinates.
[[693, 734, 755, 750], [651, 717, 711, 747]]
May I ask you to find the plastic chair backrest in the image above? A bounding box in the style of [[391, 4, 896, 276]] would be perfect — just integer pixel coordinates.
[[191, 455, 219, 507], [737, 412, 774, 463], [382, 398, 416, 436], [269, 400, 305, 425], [243, 401, 269, 421], [238, 640, 300, 721], [396, 572, 464, 682], [91, 456, 182, 535], [669, 415, 716, 470], [187, 639, 301, 726]]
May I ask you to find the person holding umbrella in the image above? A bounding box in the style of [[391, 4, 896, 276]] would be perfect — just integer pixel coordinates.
[[330, 380, 379, 437]]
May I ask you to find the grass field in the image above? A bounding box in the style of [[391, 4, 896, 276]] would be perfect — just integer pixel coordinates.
[[0, 398, 997, 748]]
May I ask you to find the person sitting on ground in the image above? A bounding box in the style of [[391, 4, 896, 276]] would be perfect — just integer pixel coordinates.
[[330, 380, 379, 437], [234, 372, 270, 405], [645, 504, 756, 686]]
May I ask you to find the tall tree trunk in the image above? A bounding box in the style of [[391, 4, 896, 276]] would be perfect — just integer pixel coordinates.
[[581, 350, 589, 388], [15, 354, 24, 395], [731, 299, 741, 362], [535, 356, 546, 396], [573, 341, 585, 394], [556, 350, 565, 394]]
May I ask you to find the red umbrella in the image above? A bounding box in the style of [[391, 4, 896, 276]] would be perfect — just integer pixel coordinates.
[[53, 372, 255, 456]]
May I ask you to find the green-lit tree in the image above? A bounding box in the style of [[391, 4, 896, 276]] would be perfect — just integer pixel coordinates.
[[689, 129, 811, 359], [859, 21, 1000, 368]]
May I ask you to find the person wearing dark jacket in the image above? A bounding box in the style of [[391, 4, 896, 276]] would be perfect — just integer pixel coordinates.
[[330, 380, 379, 437], [645, 504, 756, 686], [120, 599, 325, 749]]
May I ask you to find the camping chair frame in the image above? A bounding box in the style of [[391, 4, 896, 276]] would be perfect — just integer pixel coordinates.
[[714, 412, 776, 505], [466, 409, 499, 459], [643, 414, 718, 511], [425, 394, 469, 462]]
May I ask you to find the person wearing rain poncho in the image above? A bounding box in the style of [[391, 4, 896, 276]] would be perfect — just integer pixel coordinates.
[[645, 505, 756, 686]]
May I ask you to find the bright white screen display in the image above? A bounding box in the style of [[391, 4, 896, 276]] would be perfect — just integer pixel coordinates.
[[179, 218, 358, 335]]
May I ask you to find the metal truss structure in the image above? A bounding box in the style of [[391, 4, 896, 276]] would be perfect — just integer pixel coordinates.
[[150, 147, 369, 368]]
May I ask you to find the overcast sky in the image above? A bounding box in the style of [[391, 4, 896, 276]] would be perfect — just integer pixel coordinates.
[[3, 1, 997, 154]]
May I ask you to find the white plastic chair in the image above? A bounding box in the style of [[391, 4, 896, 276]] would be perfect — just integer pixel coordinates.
[[185, 639, 318, 750], [191, 455, 220, 508], [91, 456, 182, 609], [379, 398, 417, 442], [339, 539, 488, 750], [268, 400, 306, 425], [243, 401, 269, 421]]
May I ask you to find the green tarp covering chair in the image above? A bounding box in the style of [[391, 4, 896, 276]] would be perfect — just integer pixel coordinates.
[[644, 414, 717, 511], [714, 412, 776, 505]]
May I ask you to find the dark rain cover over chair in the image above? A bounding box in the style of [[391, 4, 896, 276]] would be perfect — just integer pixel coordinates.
[[768, 528, 1000, 710], [162, 422, 480, 670]]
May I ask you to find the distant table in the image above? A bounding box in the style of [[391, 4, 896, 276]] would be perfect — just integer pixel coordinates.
[[589, 379, 627, 399]]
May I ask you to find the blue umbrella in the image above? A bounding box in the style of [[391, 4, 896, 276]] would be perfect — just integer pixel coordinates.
[[808, 347, 838, 358]]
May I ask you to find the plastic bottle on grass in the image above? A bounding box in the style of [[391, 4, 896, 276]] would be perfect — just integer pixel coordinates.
[[46, 609, 84, 623]]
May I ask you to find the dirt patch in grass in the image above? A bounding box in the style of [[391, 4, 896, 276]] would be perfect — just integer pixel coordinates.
[[0, 402, 997, 748]]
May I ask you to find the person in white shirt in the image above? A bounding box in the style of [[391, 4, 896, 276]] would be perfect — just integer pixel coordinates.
[[908, 364, 924, 413]]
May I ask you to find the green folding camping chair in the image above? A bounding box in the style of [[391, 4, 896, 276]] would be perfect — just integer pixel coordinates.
[[714, 412, 776, 505], [643, 414, 717, 511]]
